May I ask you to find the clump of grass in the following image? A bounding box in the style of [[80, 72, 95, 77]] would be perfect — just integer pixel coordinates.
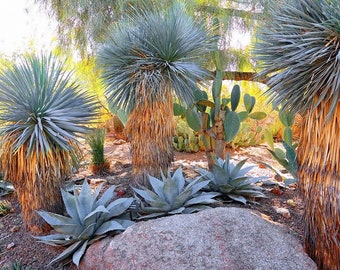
[[86, 128, 110, 174]]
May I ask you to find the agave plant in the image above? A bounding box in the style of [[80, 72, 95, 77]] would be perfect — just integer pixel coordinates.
[[133, 167, 219, 220], [0, 53, 98, 233], [198, 154, 266, 204], [35, 180, 134, 267]]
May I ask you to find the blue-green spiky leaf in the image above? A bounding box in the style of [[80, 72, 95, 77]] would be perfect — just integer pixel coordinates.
[[172, 167, 185, 193], [98, 4, 214, 114], [72, 240, 88, 267], [0, 54, 98, 155], [148, 175, 165, 200], [95, 220, 125, 235], [106, 198, 134, 217], [163, 178, 179, 204]]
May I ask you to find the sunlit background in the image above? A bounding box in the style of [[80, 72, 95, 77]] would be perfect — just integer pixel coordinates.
[[0, 0, 56, 56]]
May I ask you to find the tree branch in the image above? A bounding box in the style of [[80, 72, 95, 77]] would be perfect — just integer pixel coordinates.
[[211, 71, 268, 84], [197, 5, 262, 20]]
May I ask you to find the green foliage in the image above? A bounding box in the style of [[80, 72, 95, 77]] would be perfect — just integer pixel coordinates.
[[133, 167, 219, 220], [178, 83, 267, 146], [172, 120, 201, 153], [263, 109, 298, 185], [35, 181, 134, 267], [0, 261, 24, 270], [229, 123, 265, 148], [0, 200, 12, 216], [86, 128, 107, 166], [198, 153, 266, 204], [0, 53, 99, 155]]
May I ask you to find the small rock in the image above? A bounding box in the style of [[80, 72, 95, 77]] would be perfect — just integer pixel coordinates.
[[274, 207, 291, 218], [287, 199, 297, 207], [112, 160, 123, 167], [0, 222, 4, 229], [113, 139, 126, 145], [9, 226, 20, 232], [270, 186, 283, 195], [115, 188, 126, 197], [6, 242, 15, 249]]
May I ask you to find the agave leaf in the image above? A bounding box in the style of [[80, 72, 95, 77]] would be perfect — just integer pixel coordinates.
[[148, 200, 171, 211], [168, 207, 186, 215], [37, 210, 78, 228], [77, 181, 94, 221], [50, 224, 82, 236], [83, 205, 109, 227], [106, 197, 134, 217], [49, 240, 85, 265], [212, 164, 228, 185], [229, 176, 250, 186], [196, 168, 214, 181], [133, 187, 158, 203], [137, 212, 165, 220], [148, 175, 165, 200], [172, 167, 185, 193], [72, 240, 88, 267], [218, 185, 234, 194], [163, 178, 179, 205], [234, 189, 266, 197], [184, 177, 200, 191], [33, 234, 77, 247], [222, 153, 230, 173], [190, 180, 210, 195], [184, 193, 218, 206], [88, 234, 107, 245], [95, 220, 124, 235], [95, 185, 116, 208], [183, 205, 211, 214], [172, 188, 192, 209], [227, 194, 247, 204], [230, 159, 248, 179], [237, 166, 255, 177], [115, 219, 135, 229], [60, 189, 81, 225], [77, 223, 97, 239]]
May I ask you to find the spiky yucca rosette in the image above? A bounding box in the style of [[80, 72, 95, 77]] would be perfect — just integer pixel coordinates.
[[255, 0, 340, 268], [98, 3, 214, 186], [0, 54, 98, 233]]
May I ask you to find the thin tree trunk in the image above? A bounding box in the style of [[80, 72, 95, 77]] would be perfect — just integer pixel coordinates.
[[298, 100, 340, 269], [125, 91, 174, 187]]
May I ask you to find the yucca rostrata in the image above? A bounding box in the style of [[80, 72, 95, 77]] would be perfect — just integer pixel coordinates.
[[255, 0, 340, 268], [97, 3, 214, 186], [0, 54, 98, 233]]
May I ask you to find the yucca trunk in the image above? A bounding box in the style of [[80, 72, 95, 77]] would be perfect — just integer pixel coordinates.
[[298, 100, 340, 269], [1, 136, 71, 234], [125, 89, 174, 187]]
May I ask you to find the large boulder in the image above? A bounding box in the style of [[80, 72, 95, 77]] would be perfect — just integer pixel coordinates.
[[81, 207, 316, 270]]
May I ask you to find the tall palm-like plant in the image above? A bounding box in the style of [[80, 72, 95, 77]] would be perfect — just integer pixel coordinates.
[[255, 0, 340, 268], [98, 3, 214, 186], [0, 54, 98, 234]]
